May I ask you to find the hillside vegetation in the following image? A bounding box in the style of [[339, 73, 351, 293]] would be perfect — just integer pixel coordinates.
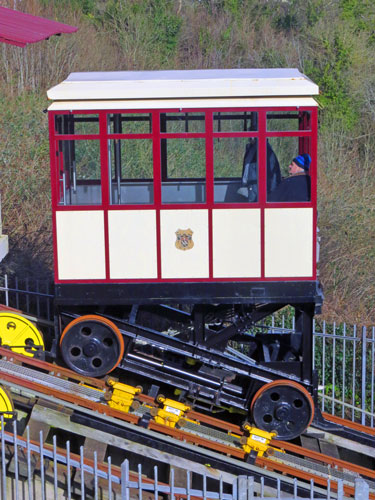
[[0, 0, 375, 323]]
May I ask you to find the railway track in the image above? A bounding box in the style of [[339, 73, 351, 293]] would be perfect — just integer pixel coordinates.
[[0, 345, 374, 498]]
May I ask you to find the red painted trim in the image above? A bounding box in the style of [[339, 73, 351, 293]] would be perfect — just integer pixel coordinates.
[[55, 205, 107, 211], [56, 276, 316, 284], [55, 204, 157, 211], [258, 110, 267, 278], [159, 203, 208, 209], [51, 110, 100, 115], [53, 134, 100, 140], [50, 106, 318, 285], [99, 111, 111, 279], [50, 107, 317, 117], [206, 111, 214, 278], [156, 210, 162, 279], [212, 131, 258, 138], [49, 113, 60, 283], [50, 202, 322, 210], [152, 111, 162, 279], [159, 132, 206, 139], [263, 202, 313, 208], [311, 108, 318, 279], [105, 133, 153, 140], [265, 130, 312, 137]]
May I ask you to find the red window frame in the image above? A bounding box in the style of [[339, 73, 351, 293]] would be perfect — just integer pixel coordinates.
[[49, 106, 318, 284]]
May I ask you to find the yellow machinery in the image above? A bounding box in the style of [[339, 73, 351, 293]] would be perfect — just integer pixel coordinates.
[[106, 378, 142, 413], [150, 395, 191, 428], [240, 424, 282, 457], [0, 386, 14, 429], [0, 312, 44, 357]]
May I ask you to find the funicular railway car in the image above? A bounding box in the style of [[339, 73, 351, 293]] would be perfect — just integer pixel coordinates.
[[47, 68, 323, 440]]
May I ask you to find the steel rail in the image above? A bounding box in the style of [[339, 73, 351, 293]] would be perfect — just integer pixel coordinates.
[[322, 412, 375, 436], [272, 440, 375, 480], [1, 349, 375, 497]]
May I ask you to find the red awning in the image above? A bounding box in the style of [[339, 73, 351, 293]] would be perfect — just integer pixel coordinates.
[[0, 6, 78, 47]]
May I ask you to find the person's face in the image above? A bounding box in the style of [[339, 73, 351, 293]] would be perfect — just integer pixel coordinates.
[[289, 161, 303, 175]]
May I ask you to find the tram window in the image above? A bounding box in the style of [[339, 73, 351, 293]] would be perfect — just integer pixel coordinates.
[[213, 111, 258, 132], [214, 137, 258, 203], [108, 113, 152, 134], [161, 138, 206, 204], [54, 114, 99, 135], [267, 111, 311, 132], [109, 139, 153, 205], [57, 140, 101, 206], [160, 112, 205, 133], [267, 136, 311, 202]]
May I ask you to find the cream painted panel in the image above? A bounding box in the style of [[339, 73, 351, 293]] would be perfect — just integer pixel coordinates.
[[108, 210, 157, 279], [56, 211, 105, 280], [161, 210, 208, 279], [265, 208, 313, 277], [213, 209, 260, 278]]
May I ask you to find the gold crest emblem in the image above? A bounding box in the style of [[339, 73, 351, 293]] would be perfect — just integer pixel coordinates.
[[175, 228, 194, 251]]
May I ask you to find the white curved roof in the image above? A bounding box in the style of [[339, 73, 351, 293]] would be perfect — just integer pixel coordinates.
[[47, 68, 319, 101], [48, 97, 317, 111]]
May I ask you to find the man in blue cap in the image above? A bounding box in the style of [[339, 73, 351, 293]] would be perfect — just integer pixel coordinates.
[[268, 153, 311, 202]]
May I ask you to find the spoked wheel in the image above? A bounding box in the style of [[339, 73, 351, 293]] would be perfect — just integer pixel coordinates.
[[0, 313, 44, 357], [60, 315, 124, 377], [0, 386, 14, 429], [250, 380, 314, 440]]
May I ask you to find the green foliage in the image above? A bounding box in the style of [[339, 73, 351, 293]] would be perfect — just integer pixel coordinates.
[[39, 0, 96, 16], [98, 0, 182, 65], [339, 0, 375, 37], [270, 0, 325, 31], [305, 31, 359, 130]]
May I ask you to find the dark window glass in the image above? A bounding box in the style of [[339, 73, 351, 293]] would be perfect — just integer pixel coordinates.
[[57, 140, 101, 205], [109, 139, 153, 205], [213, 111, 258, 132], [161, 138, 206, 204], [267, 136, 311, 202], [54, 114, 99, 135], [267, 111, 311, 132], [160, 112, 205, 133], [214, 137, 258, 203], [108, 113, 152, 134]]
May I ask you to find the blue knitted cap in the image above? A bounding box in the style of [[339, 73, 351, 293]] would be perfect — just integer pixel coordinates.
[[293, 153, 311, 171]]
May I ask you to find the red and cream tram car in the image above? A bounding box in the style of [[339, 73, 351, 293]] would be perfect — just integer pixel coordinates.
[[47, 69, 323, 440]]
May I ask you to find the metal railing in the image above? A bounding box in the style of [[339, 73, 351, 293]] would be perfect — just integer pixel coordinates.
[[0, 274, 54, 323], [266, 314, 375, 427], [1, 418, 370, 500], [313, 321, 375, 427], [0, 275, 374, 427]]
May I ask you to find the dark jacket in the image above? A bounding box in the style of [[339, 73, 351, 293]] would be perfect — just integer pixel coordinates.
[[240, 140, 281, 202], [268, 173, 311, 202]]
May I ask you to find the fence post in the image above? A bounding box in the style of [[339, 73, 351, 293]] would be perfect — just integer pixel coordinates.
[[237, 476, 249, 500], [247, 477, 254, 500], [4, 273, 8, 306], [337, 479, 344, 500], [355, 478, 369, 500], [361, 326, 367, 425]]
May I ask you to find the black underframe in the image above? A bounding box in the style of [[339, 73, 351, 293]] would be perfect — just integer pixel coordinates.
[[55, 280, 323, 309]]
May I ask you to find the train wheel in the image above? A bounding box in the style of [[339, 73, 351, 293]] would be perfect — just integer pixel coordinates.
[[60, 315, 124, 377], [250, 380, 314, 440], [0, 313, 44, 357], [0, 386, 14, 429]]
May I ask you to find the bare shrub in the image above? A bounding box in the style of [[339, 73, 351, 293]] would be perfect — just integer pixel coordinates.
[[318, 118, 375, 323], [0, 93, 52, 276]]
